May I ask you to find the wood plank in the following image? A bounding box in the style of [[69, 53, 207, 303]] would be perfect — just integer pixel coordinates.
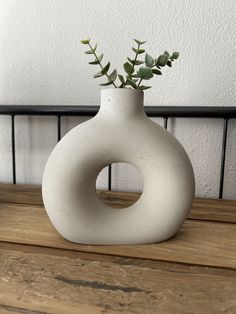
[[0, 202, 236, 269], [0, 184, 43, 206], [190, 198, 236, 223], [0, 242, 236, 314], [0, 184, 236, 223]]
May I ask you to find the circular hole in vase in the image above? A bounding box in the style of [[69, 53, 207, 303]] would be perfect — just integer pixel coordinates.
[[96, 162, 144, 209]]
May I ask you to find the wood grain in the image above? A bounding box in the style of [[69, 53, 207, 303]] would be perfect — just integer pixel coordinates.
[[0, 242, 236, 314], [1, 184, 236, 313], [190, 197, 236, 223], [0, 184, 236, 223], [0, 184, 43, 206], [0, 201, 236, 269]]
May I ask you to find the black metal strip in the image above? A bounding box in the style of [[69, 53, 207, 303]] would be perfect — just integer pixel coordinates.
[[164, 117, 168, 129], [1, 105, 235, 200], [57, 115, 61, 142], [0, 105, 235, 118], [108, 164, 112, 191], [11, 115, 16, 184], [219, 118, 229, 199]]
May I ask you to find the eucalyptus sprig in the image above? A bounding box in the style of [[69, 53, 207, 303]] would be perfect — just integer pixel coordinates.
[[81, 39, 117, 87], [81, 38, 179, 90]]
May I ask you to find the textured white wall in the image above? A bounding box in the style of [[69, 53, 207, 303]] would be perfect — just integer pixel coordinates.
[[0, 0, 235, 198]]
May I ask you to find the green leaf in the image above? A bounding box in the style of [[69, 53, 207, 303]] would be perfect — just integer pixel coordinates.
[[145, 53, 154, 67], [123, 62, 134, 75], [132, 48, 145, 54], [138, 67, 153, 80], [85, 44, 98, 54], [152, 69, 162, 75], [138, 85, 151, 90], [164, 51, 169, 57], [109, 69, 117, 82], [134, 39, 146, 45], [98, 54, 103, 62], [85, 50, 94, 54], [134, 60, 144, 65], [127, 78, 138, 89], [167, 60, 172, 67], [127, 58, 144, 65], [127, 57, 134, 65], [118, 74, 125, 83], [89, 59, 100, 65], [81, 39, 90, 44], [101, 62, 110, 75], [100, 81, 113, 86], [157, 55, 168, 67], [93, 43, 98, 52], [89, 53, 103, 65], [172, 52, 179, 59], [93, 71, 104, 78]]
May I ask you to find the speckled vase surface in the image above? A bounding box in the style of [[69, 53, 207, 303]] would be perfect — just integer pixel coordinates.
[[42, 88, 195, 245]]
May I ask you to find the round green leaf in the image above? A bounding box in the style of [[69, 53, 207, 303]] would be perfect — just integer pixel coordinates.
[[164, 51, 169, 57], [172, 52, 179, 59], [138, 67, 153, 80], [157, 55, 168, 67], [123, 62, 134, 75], [167, 60, 172, 67], [145, 53, 154, 67]]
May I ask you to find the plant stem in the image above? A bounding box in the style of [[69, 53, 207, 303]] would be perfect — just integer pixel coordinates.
[[137, 79, 143, 87], [88, 43, 117, 88], [123, 43, 140, 88]]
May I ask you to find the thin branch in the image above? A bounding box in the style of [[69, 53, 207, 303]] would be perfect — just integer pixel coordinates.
[[88, 43, 117, 88]]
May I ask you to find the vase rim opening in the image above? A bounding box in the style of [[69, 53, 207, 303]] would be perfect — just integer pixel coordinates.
[[101, 88, 143, 96]]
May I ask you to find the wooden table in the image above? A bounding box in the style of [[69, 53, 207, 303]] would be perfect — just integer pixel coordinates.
[[0, 184, 235, 314]]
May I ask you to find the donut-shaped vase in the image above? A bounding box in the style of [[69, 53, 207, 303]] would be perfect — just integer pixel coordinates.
[[42, 89, 195, 244]]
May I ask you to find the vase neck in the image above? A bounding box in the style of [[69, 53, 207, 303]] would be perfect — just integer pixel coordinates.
[[98, 88, 145, 120]]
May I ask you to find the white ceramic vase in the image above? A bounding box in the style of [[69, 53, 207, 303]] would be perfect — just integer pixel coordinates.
[[42, 88, 195, 245]]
